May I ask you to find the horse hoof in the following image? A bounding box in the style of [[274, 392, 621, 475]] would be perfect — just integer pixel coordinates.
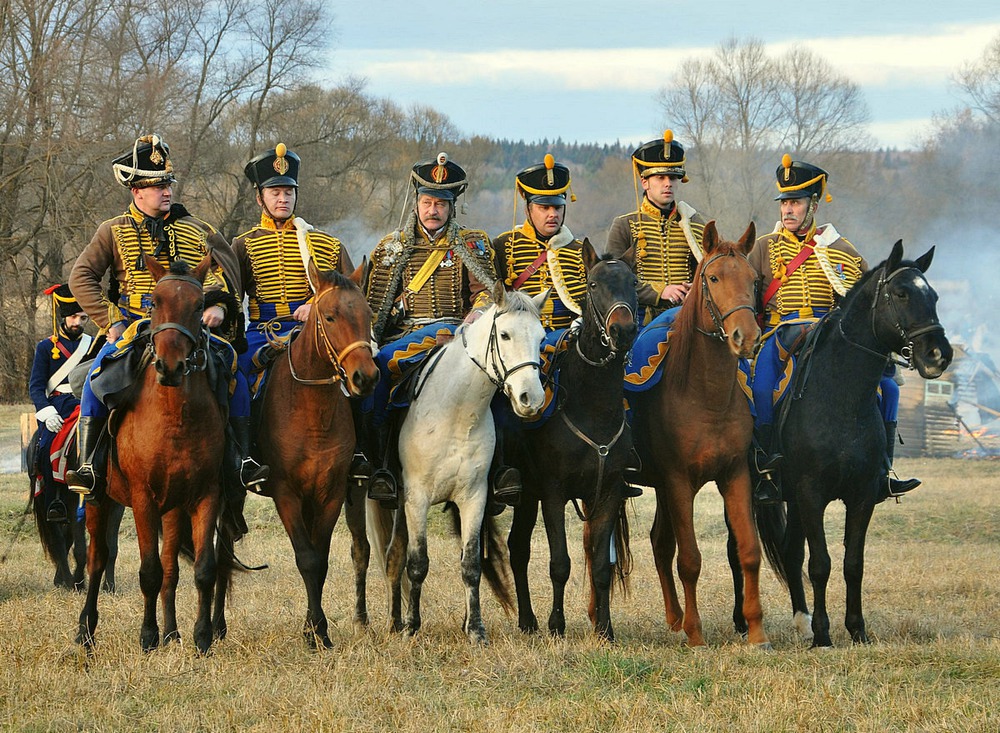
[[755, 642, 774, 651], [163, 631, 181, 645]]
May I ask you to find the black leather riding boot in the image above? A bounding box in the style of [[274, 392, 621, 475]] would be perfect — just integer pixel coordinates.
[[231, 416, 269, 490], [367, 418, 398, 507], [489, 430, 521, 511], [66, 416, 108, 499], [349, 402, 373, 492], [622, 447, 644, 498], [878, 420, 921, 502], [751, 423, 782, 505]]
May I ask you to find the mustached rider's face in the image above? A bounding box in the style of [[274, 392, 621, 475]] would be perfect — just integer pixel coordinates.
[[417, 195, 452, 232]]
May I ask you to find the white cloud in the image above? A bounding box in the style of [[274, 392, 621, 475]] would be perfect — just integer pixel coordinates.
[[337, 22, 1000, 93]]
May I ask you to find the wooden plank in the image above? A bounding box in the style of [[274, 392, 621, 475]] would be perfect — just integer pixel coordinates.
[[20, 412, 35, 473]]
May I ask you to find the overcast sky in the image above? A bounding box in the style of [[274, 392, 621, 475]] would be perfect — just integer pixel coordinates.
[[319, 1, 1000, 150]]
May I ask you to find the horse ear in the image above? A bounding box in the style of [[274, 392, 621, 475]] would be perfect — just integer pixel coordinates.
[[144, 253, 166, 282], [531, 287, 551, 313], [914, 245, 935, 273], [736, 222, 756, 255], [307, 257, 324, 292], [886, 239, 904, 272], [349, 261, 365, 288], [618, 245, 635, 269], [582, 237, 599, 271], [491, 279, 507, 308], [193, 254, 212, 284], [702, 221, 719, 256]]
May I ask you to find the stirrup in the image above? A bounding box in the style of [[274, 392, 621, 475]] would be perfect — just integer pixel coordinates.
[[349, 454, 373, 489], [46, 499, 69, 523], [66, 465, 98, 498], [492, 466, 522, 507], [240, 458, 269, 488], [884, 474, 921, 500], [368, 468, 398, 507]]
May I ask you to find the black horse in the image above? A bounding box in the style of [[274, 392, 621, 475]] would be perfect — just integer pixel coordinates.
[[27, 428, 124, 592], [751, 241, 952, 648], [506, 242, 637, 642]]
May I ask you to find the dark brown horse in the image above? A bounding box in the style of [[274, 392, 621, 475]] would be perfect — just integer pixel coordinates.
[[77, 255, 227, 653], [629, 222, 772, 648], [256, 261, 378, 649], [506, 242, 637, 642]]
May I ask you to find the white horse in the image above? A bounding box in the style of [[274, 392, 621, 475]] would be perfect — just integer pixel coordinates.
[[368, 283, 547, 643]]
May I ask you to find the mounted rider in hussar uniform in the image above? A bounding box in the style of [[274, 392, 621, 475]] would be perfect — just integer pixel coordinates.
[[606, 130, 708, 325], [748, 155, 920, 504], [66, 135, 268, 528], [362, 153, 501, 507]]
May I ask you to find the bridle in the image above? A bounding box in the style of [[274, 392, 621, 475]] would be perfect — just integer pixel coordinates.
[[839, 265, 945, 368], [695, 251, 757, 342], [288, 287, 376, 392], [461, 306, 540, 392], [576, 259, 636, 367], [147, 273, 209, 375]]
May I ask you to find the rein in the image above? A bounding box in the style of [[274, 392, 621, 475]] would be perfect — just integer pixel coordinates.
[[695, 251, 756, 341], [287, 287, 375, 392]]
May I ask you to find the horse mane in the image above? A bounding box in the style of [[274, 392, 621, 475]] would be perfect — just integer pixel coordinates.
[[839, 261, 882, 310], [318, 268, 352, 290], [498, 288, 542, 318], [167, 259, 193, 277]]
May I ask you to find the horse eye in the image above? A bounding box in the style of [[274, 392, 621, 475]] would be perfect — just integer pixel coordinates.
[[325, 315, 336, 323], [709, 275, 719, 283], [500, 331, 511, 341]]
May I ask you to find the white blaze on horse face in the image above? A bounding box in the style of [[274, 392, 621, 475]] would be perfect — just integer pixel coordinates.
[[494, 309, 546, 418]]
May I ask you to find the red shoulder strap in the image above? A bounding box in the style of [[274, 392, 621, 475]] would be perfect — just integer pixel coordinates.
[[761, 241, 815, 307], [511, 250, 548, 290]]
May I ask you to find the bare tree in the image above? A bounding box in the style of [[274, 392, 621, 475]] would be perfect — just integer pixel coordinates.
[[953, 32, 1000, 124]]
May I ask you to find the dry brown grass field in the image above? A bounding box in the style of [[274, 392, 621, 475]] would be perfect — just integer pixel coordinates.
[[1, 401, 998, 732]]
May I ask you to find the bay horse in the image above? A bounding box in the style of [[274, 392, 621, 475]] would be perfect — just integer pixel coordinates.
[[506, 242, 637, 642], [255, 260, 378, 649], [762, 240, 952, 647], [628, 222, 774, 648], [369, 283, 547, 643], [77, 255, 227, 653]]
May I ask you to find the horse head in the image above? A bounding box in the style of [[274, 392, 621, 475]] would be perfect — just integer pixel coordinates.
[[872, 240, 953, 379], [146, 254, 210, 387], [696, 221, 761, 358], [581, 238, 638, 357], [308, 259, 379, 397], [469, 281, 547, 418]]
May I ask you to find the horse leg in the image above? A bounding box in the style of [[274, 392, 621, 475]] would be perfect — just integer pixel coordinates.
[[133, 499, 164, 652], [274, 493, 330, 649], [384, 506, 409, 633], [783, 502, 812, 640], [724, 511, 747, 637], [720, 473, 770, 648], [304, 499, 343, 649], [799, 496, 834, 648], [345, 481, 370, 631], [212, 517, 236, 641], [103, 501, 124, 594], [649, 491, 683, 632], [159, 509, 182, 645], [457, 495, 488, 644], [76, 501, 110, 649], [584, 500, 618, 642], [668, 482, 706, 648], [539, 493, 571, 637], [403, 497, 431, 636], [843, 500, 875, 644], [508, 497, 540, 634], [190, 494, 220, 655]]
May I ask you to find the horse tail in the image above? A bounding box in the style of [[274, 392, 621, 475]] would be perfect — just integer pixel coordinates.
[[612, 502, 633, 597], [480, 513, 516, 614], [30, 480, 62, 564], [365, 498, 394, 577], [754, 500, 789, 588]]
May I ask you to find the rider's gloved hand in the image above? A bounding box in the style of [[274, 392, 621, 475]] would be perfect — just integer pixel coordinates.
[[36, 405, 64, 433]]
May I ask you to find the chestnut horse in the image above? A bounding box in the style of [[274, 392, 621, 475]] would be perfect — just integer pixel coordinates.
[[77, 256, 227, 653], [255, 261, 378, 649], [506, 243, 637, 642], [628, 222, 774, 648]]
